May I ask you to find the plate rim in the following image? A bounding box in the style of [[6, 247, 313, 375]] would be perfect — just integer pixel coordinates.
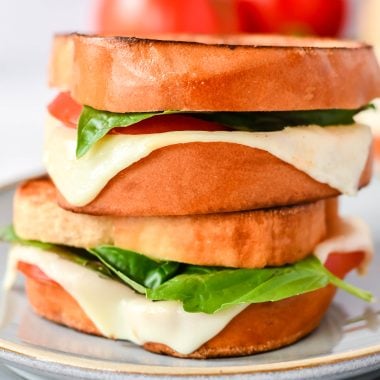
[[0, 338, 379, 376]]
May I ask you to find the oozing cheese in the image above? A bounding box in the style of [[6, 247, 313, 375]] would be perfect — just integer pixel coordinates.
[[43, 116, 372, 207], [354, 99, 380, 137], [4, 245, 245, 355], [3, 218, 372, 355], [314, 217, 373, 275]]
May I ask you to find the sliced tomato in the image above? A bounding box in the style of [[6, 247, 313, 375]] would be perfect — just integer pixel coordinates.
[[47, 92, 228, 134], [111, 114, 228, 134], [324, 251, 365, 279], [17, 261, 58, 286], [48, 92, 82, 128]]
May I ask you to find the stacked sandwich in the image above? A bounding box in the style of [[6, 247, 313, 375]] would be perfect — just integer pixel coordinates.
[[1, 34, 379, 358]]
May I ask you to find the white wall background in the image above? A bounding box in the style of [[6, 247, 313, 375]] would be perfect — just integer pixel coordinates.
[[0, 0, 93, 185], [0, 0, 362, 186]]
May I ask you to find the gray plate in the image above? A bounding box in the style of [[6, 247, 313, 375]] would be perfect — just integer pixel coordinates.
[[0, 180, 379, 380]]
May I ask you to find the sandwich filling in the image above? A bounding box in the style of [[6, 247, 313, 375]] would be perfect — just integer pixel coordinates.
[[1, 217, 373, 354], [44, 93, 373, 207], [355, 98, 380, 137], [44, 114, 372, 207]]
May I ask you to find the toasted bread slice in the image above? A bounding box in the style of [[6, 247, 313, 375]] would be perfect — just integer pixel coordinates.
[[14, 178, 333, 268], [23, 271, 335, 358], [56, 141, 372, 217], [49, 34, 380, 112]]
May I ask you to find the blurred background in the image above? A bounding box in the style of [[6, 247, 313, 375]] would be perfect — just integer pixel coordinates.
[[0, 0, 379, 185]]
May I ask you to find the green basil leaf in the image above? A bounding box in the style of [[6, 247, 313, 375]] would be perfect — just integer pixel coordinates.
[[0, 225, 112, 278], [0, 225, 57, 250], [77, 106, 174, 158], [2, 228, 372, 312], [76, 105, 371, 158], [147, 256, 372, 313], [323, 266, 373, 302], [60, 247, 114, 278], [194, 108, 367, 132], [88, 246, 180, 293], [297, 255, 373, 302]]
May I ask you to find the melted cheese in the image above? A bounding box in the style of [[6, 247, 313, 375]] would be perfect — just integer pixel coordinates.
[[3, 218, 372, 354], [4, 246, 244, 355], [43, 116, 372, 207], [354, 99, 380, 137], [314, 217, 373, 275]]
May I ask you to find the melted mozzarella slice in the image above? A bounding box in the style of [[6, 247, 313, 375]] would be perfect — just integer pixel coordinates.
[[43, 116, 372, 206], [4, 245, 244, 355], [354, 99, 380, 136], [314, 217, 373, 274], [3, 218, 372, 354]]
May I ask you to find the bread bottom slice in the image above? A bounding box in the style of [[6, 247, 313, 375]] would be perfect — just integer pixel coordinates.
[[23, 274, 335, 358]]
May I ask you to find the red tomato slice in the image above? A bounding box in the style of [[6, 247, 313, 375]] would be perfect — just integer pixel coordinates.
[[17, 251, 364, 289], [111, 114, 228, 134], [17, 261, 58, 286], [47, 92, 82, 129], [47, 92, 228, 134], [324, 251, 365, 279]]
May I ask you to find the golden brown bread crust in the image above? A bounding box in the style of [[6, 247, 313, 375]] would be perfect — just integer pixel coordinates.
[[23, 274, 335, 358], [144, 286, 336, 358], [14, 178, 331, 268], [15, 178, 115, 248], [25, 276, 100, 336], [375, 136, 380, 158], [113, 200, 327, 268], [57, 142, 373, 216], [50, 34, 380, 112], [48, 34, 73, 91]]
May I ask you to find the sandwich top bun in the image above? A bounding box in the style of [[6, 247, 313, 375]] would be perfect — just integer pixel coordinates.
[[49, 34, 380, 112], [49, 34, 73, 92], [46, 34, 377, 216]]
